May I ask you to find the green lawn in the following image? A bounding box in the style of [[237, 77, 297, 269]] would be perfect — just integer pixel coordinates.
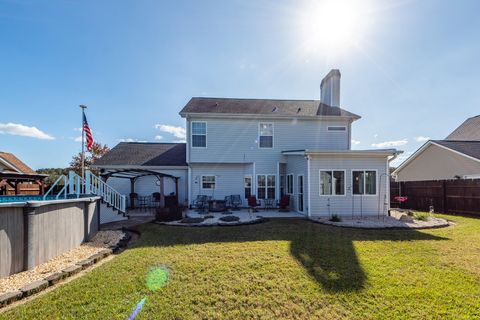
[[2, 215, 480, 319]]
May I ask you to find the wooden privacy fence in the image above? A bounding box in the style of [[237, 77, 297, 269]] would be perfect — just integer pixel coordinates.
[[390, 179, 480, 216]]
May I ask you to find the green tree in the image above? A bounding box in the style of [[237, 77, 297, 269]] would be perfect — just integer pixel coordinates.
[[36, 168, 68, 186], [69, 142, 110, 176]]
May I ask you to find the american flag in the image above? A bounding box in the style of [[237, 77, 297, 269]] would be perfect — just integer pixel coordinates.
[[83, 111, 94, 151]]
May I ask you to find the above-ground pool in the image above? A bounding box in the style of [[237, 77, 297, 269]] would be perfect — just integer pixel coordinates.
[[0, 195, 81, 203]]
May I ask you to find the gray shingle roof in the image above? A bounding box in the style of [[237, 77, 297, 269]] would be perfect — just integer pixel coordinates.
[[94, 143, 187, 167], [446, 115, 480, 141], [432, 140, 480, 160], [179, 97, 361, 119]]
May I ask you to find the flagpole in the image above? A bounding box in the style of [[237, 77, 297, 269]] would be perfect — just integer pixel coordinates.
[[80, 105, 87, 193]]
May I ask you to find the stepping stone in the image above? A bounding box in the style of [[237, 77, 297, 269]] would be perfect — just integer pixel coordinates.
[[88, 253, 104, 263], [99, 248, 113, 257], [20, 280, 49, 297], [0, 291, 22, 307]]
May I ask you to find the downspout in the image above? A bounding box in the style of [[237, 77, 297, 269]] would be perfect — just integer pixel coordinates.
[[306, 154, 311, 218], [386, 151, 403, 213]]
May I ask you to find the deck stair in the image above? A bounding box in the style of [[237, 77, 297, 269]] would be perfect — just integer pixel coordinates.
[[43, 170, 127, 215]]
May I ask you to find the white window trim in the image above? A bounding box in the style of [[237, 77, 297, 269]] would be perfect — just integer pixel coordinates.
[[201, 175, 216, 190], [319, 169, 346, 197], [286, 173, 294, 195], [258, 122, 274, 149], [191, 121, 207, 148], [327, 126, 347, 132], [297, 174, 304, 213], [256, 174, 276, 199], [351, 169, 378, 196]]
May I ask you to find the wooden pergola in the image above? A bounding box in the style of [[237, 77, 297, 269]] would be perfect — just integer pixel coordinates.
[[99, 169, 179, 209], [0, 172, 48, 195]]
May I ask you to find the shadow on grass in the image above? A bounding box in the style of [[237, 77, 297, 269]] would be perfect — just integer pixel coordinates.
[[134, 219, 448, 293]]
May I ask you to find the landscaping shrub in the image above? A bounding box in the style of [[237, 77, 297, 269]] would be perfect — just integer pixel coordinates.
[[180, 217, 205, 224], [329, 214, 342, 222], [219, 215, 240, 222]]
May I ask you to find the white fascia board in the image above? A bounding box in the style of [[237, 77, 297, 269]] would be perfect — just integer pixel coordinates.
[[179, 112, 360, 121], [0, 157, 22, 173], [304, 149, 397, 157], [91, 164, 188, 170]]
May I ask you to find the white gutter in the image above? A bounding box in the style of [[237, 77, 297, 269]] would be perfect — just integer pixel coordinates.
[[179, 112, 360, 121]]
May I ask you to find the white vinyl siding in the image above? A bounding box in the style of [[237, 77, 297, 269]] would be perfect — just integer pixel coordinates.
[[259, 123, 273, 148], [191, 121, 207, 148], [308, 156, 388, 216], [188, 117, 350, 164]]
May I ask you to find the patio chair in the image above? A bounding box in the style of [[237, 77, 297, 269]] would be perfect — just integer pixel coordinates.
[[193, 195, 208, 212], [247, 195, 260, 212], [151, 192, 161, 207], [224, 196, 232, 209], [230, 194, 242, 210]]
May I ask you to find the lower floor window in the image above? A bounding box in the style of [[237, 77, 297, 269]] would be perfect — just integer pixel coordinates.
[[286, 174, 294, 194], [352, 170, 376, 195], [244, 176, 252, 199], [201, 175, 216, 189], [257, 174, 275, 199], [320, 170, 345, 195]]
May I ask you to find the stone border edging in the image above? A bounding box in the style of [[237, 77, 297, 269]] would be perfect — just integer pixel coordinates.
[[309, 218, 453, 230], [0, 232, 133, 308], [154, 217, 268, 227]]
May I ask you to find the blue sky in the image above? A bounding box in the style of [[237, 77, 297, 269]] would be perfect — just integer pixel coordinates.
[[1, 0, 479, 169]]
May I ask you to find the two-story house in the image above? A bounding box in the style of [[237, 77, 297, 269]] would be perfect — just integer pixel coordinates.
[[95, 69, 400, 218]]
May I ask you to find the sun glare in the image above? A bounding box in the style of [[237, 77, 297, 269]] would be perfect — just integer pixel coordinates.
[[297, 0, 372, 55]]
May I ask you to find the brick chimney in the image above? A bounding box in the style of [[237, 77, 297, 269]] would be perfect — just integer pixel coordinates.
[[320, 69, 341, 107]]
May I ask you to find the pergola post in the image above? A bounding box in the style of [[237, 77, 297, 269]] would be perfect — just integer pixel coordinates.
[[130, 178, 136, 209], [159, 177, 165, 208]]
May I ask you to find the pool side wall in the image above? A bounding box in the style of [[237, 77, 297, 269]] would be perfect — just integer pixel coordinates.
[[0, 197, 100, 277]]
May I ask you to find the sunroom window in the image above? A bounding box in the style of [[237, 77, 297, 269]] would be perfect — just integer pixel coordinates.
[[320, 170, 345, 195], [352, 170, 376, 195]]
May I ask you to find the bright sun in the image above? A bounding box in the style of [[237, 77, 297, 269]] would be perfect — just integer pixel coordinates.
[[298, 0, 371, 55]]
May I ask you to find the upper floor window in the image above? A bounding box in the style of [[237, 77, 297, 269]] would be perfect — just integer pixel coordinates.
[[352, 170, 376, 195], [327, 126, 347, 131], [259, 123, 273, 148], [192, 122, 207, 148]]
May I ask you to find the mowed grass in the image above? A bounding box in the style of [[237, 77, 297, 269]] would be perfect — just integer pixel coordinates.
[[2, 215, 480, 319]]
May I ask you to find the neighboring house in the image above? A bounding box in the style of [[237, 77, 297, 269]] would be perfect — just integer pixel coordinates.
[[96, 69, 400, 217], [393, 115, 480, 181], [0, 152, 47, 195]]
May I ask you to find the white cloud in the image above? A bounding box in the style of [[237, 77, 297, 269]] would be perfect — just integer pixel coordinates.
[[74, 136, 82, 142], [371, 139, 408, 148], [155, 124, 186, 139], [73, 127, 82, 132], [118, 138, 141, 142], [172, 139, 186, 143], [154, 135, 163, 140], [390, 151, 413, 167], [415, 136, 430, 142], [351, 139, 360, 145], [373, 133, 378, 139], [0, 122, 54, 140]]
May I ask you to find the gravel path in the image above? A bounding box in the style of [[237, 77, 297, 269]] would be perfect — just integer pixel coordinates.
[[0, 230, 124, 294], [311, 216, 451, 229]]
